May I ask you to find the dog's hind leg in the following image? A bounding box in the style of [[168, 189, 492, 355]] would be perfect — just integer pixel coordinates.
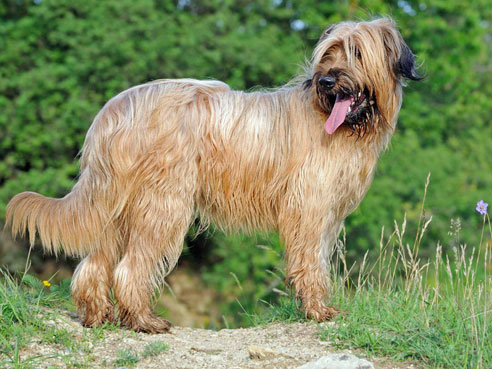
[[71, 225, 120, 327], [112, 182, 195, 333]]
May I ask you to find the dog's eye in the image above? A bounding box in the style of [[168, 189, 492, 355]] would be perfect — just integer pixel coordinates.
[[321, 51, 331, 61], [354, 48, 362, 60]]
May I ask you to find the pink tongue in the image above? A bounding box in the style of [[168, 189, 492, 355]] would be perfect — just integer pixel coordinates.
[[324, 94, 354, 134]]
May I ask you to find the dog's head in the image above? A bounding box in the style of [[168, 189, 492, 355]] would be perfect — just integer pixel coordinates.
[[304, 18, 422, 137]]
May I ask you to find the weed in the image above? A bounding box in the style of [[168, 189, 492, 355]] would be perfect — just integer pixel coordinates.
[[142, 341, 169, 358], [114, 348, 139, 367]]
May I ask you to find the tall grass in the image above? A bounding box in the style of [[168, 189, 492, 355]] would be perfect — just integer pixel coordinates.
[[0, 269, 73, 368], [319, 175, 492, 368]]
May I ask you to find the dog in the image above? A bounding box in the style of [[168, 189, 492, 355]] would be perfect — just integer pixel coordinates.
[[6, 18, 421, 333]]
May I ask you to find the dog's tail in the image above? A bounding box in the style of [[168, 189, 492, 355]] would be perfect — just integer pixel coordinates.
[[5, 171, 108, 256]]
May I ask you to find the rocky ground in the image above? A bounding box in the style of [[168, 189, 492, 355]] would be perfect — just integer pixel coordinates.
[[18, 311, 423, 369]]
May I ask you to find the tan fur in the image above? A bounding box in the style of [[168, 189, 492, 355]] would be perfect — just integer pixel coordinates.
[[5, 18, 414, 332]]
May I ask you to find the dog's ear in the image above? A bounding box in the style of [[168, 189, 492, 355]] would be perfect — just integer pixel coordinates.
[[377, 19, 423, 82], [396, 42, 423, 81]]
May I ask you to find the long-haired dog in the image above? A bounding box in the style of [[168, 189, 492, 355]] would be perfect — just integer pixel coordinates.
[[6, 18, 421, 333]]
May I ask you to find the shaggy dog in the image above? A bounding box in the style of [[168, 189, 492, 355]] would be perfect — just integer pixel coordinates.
[[6, 18, 421, 333]]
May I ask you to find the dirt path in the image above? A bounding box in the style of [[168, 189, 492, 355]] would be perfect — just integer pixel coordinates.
[[20, 312, 421, 369]]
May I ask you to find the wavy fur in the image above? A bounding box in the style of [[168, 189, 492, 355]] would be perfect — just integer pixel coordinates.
[[5, 18, 419, 332]]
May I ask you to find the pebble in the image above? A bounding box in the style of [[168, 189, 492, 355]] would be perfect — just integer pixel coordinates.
[[296, 353, 374, 369]]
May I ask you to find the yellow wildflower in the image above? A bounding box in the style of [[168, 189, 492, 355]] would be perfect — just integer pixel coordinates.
[[43, 280, 51, 287]]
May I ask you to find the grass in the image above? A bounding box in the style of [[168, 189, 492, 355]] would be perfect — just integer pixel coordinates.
[[246, 293, 307, 326], [114, 348, 139, 367], [0, 270, 64, 368], [141, 341, 169, 358], [0, 267, 119, 368], [0, 268, 170, 368], [257, 176, 492, 368], [113, 342, 169, 367], [322, 289, 487, 367], [320, 233, 492, 368]]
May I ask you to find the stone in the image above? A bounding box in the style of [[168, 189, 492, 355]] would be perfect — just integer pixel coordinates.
[[248, 345, 284, 360], [296, 353, 374, 369]]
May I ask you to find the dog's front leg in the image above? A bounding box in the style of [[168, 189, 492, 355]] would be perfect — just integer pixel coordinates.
[[280, 212, 341, 321]]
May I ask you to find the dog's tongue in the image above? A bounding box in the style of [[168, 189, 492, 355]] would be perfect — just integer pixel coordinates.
[[324, 94, 354, 134]]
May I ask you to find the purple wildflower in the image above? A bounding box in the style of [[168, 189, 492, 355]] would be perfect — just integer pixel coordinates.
[[476, 200, 488, 215]]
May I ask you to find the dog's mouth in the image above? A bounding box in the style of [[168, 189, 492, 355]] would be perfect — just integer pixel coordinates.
[[325, 91, 369, 134]]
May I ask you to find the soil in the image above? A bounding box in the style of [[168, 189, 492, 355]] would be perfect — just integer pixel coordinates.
[[19, 311, 423, 369]]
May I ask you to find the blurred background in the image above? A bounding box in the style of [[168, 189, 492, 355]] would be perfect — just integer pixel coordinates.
[[0, 0, 491, 328]]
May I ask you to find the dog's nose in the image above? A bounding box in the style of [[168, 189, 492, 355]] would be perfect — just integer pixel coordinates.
[[318, 76, 336, 90]]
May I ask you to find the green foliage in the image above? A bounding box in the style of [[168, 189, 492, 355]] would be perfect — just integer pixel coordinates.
[[141, 341, 169, 358], [196, 230, 286, 327], [247, 293, 306, 326], [0, 271, 35, 328], [322, 290, 492, 368], [0, 271, 71, 330], [0, 272, 75, 367], [39, 327, 77, 350], [0, 271, 122, 368], [114, 348, 139, 367]]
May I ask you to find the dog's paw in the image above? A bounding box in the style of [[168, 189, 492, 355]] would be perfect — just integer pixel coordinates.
[[80, 304, 115, 327], [305, 304, 340, 322], [120, 312, 172, 334], [136, 316, 172, 334]]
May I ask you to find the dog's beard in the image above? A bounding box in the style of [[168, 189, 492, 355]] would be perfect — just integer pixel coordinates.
[[327, 89, 378, 138], [317, 85, 378, 138]]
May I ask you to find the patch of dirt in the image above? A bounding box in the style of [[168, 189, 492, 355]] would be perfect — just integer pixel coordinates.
[[157, 269, 221, 328], [19, 311, 423, 369]]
